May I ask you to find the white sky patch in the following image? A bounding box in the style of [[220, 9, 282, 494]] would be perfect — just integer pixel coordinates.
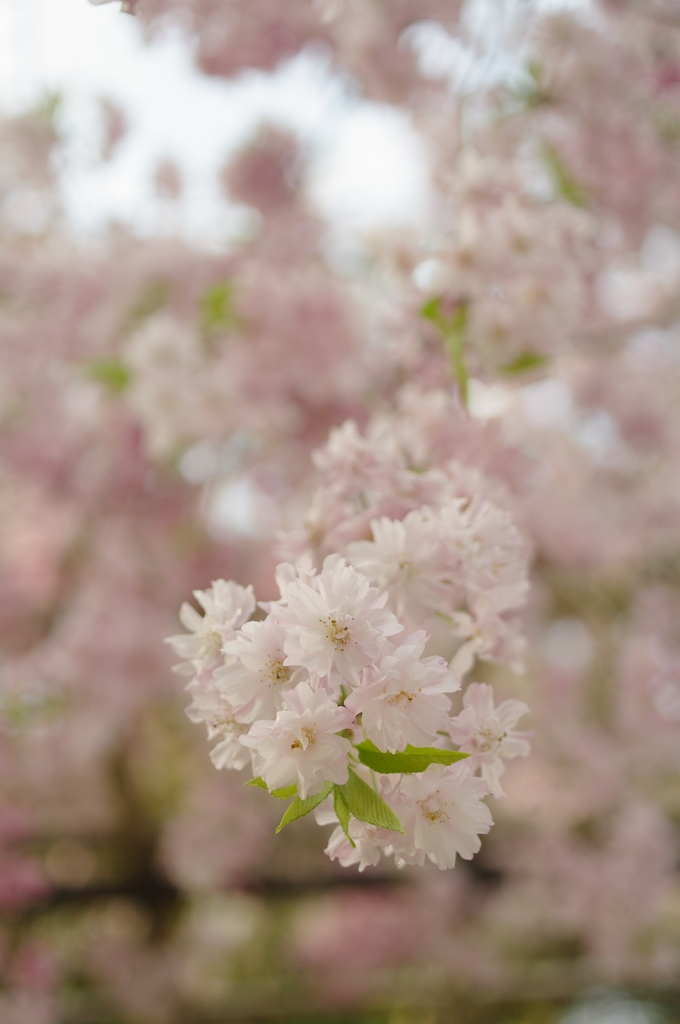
[[308, 102, 431, 233], [206, 477, 277, 540], [0, 0, 430, 244]]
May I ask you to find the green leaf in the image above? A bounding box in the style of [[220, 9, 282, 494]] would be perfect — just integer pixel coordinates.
[[500, 351, 549, 375], [419, 297, 469, 407], [246, 776, 268, 790], [420, 295, 443, 325], [653, 107, 680, 145], [355, 740, 470, 775], [246, 777, 297, 798], [333, 785, 355, 848], [271, 785, 298, 799], [510, 60, 549, 110], [448, 301, 469, 335], [275, 782, 333, 833], [542, 143, 587, 207], [200, 281, 239, 333], [337, 769, 404, 834], [445, 310, 469, 408], [35, 90, 62, 129], [123, 279, 169, 330], [87, 358, 132, 393]]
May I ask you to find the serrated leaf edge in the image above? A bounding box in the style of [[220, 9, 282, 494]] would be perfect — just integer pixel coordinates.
[[338, 769, 404, 834], [275, 781, 333, 833], [333, 785, 355, 848]]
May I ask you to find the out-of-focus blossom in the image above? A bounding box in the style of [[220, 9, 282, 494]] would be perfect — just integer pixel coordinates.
[[446, 682, 530, 797], [165, 579, 255, 674]]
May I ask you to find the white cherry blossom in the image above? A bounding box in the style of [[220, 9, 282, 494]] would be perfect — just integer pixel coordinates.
[[315, 802, 386, 872], [397, 763, 493, 869], [270, 556, 318, 604], [165, 579, 255, 673], [217, 615, 301, 722], [345, 631, 459, 752], [450, 587, 527, 679], [346, 511, 446, 624], [184, 674, 251, 771], [446, 682, 530, 797], [240, 680, 354, 798], [168, 422, 531, 873], [323, 824, 383, 871], [275, 558, 402, 683]]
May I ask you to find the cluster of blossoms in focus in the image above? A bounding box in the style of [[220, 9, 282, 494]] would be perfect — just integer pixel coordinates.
[[168, 417, 531, 870]]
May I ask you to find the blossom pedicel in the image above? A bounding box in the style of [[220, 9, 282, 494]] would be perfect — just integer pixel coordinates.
[[168, 428, 531, 871]]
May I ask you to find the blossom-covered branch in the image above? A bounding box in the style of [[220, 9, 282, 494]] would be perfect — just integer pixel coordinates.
[[168, 420, 531, 870]]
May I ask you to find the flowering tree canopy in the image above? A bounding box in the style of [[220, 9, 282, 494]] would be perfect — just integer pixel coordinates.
[[1, 0, 680, 1020]]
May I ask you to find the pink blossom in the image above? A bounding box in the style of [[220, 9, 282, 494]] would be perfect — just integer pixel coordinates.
[[345, 631, 459, 752], [185, 675, 252, 771], [165, 579, 255, 673], [346, 511, 446, 624], [446, 682, 530, 797], [315, 802, 385, 872], [240, 680, 354, 798], [395, 763, 494, 869], [217, 614, 302, 722], [275, 559, 403, 684]]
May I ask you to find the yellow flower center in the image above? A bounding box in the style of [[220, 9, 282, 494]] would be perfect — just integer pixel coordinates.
[[421, 801, 450, 824], [202, 623, 223, 654], [210, 713, 237, 736], [388, 688, 421, 707], [478, 727, 505, 754], [267, 660, 292, 686], [290, 726, 316, 751], [325, 617, 351, 649]]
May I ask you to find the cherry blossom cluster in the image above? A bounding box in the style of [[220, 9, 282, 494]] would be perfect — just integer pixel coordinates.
[[168, 458, 531, 870], [282, 405, 530, 679]]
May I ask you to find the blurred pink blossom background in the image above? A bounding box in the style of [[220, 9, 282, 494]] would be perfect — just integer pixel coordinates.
[[0, 0, 679, 1022]]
